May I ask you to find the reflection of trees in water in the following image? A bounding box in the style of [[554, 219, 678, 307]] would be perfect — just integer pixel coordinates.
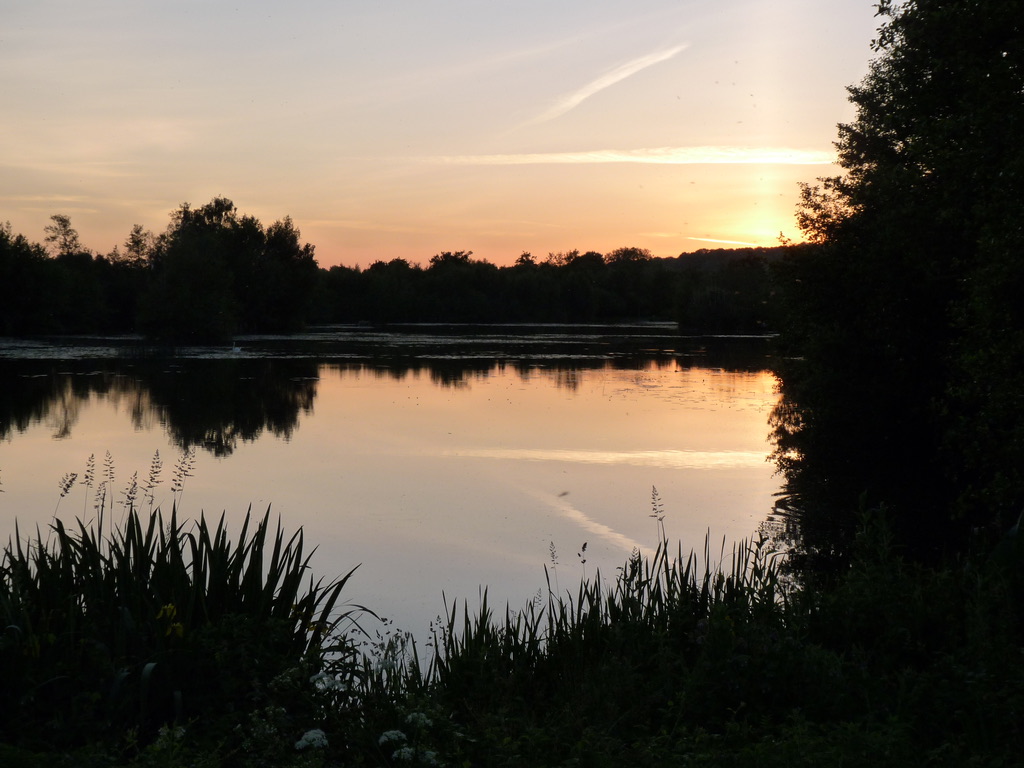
[[1, 365, 166, 441], [322, 340, 772, 392], [766, 364, 946, 576], [1, 366, 99, 440], [1, 337, 773, 455], [45, 379, 88, 440], [144, 360, 317, 456], [766, 392, 820, 570], [427, 359, 494, 389], [0, 359, 318, 457]]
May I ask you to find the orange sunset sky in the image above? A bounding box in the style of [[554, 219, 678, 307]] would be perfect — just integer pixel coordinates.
[[1, 1, 879, 268]]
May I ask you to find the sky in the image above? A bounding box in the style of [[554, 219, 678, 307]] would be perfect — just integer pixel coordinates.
[[1, 1, 880, 268]]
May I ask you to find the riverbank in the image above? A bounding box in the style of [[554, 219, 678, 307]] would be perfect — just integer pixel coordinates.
[[1, 506, 1021, 767]]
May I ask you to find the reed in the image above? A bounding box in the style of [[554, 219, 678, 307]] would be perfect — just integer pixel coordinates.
[[0, 504, 366, 753], [2, 471, 1021, 766], [425, 528, 786, 688]]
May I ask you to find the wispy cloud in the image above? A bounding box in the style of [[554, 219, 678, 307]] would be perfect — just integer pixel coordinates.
[[0, 194, 90, 204], [687, 237, 762, 247], [304, 218, 425, 234], [0, 159, 140, 180], [526, 43, 689, 126], [426, 146, 836, 166]]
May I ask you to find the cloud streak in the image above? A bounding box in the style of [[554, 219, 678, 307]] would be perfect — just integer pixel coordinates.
[[526, 43, 689, 125], [440, 447, 766, 470], [687, 236, 762, 246], [427, 146, 836, 166], [518, 487, 653, 558]]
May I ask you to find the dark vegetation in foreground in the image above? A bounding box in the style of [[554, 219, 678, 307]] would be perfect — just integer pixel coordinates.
[[1, 502, 1022, 767]]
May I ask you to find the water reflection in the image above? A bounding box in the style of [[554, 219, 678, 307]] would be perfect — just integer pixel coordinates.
[[0, 329, 780, 637], [143, 361, 316, 456], [0, 359, 317, 457], [438, 447, 767, 469], [0, 331, 773, 457]]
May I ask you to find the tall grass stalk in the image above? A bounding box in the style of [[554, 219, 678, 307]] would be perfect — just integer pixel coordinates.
[[426, 530, 785, 690], [0, 505, 367, 751]]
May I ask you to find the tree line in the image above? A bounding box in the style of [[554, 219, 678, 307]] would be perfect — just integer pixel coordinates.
[[0, 199, 317, 343], [1, 201, 790, 342], [316, 244, 787, 328]]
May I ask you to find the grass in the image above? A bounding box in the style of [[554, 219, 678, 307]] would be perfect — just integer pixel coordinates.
[[0, 497, 365, 762], [2, 468, 1023, 766]]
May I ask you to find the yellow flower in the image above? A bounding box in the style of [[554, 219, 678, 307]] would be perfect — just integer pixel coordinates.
[[156, 603, 184, 637]]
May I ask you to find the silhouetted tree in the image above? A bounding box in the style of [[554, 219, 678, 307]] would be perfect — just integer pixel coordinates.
[[248, 216, 318, 332], [559, 251, 605, 320], [139, 199, 242, 342], [363, 258, 424, 322], [774, 0, 1024, 565], [116, 224, 156, 267], [43, 214, 83, 258], [605, 246, 652, 318], [38, 215, 117, 332], [138, 198, 319, 341], [0, 222, 53, 333], [605, 246, 652, 265], [424, 251, 503, 321], [428, 250, 473, 268]]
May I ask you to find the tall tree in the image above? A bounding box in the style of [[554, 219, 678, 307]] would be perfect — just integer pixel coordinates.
[[118, 224, 156, 267], [775, 0, 1024, 564], [257, 216, 319, 331], [139, 199, 320, 341], [0, 222, 52, 333], [139, 199, 246, 343], [43, 214, 83, 258]]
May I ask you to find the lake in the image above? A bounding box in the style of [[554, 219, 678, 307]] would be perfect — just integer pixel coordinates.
[[0, 324, 780, 638]]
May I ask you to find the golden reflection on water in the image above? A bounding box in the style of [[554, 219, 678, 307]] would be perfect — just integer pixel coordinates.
[[436, 447, 767, 468], [0, 360, 779, 636]]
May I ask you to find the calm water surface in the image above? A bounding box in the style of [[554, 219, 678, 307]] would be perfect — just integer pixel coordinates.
[[0, 326, 780, 636]]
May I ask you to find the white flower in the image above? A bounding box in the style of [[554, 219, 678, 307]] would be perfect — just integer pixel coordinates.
[[309, 671, 347, 692], [295, 728, 329, 750], [392, 746, 416, 762], [378, 729, 407, 746], [157, 724, 186, 741], [405, 711, 432, 729], [392, 746, 440, 765]]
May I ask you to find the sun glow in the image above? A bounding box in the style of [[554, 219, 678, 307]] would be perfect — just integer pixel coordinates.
[[0, 1, 877, 267], [427, 146, 836, 167]]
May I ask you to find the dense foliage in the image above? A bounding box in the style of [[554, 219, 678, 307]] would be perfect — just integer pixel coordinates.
[[1, 208, 784, 340], [140, 200, 319, 342], [0, 200, 319, 344], [772, 0, 1024, 567]]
